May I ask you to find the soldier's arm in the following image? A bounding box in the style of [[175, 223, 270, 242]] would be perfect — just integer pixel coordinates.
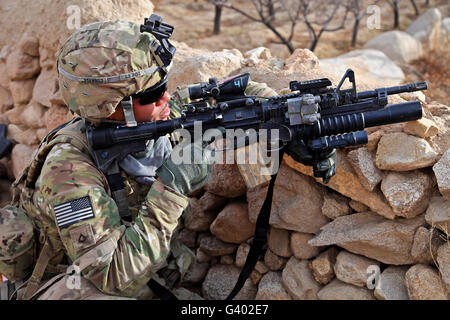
[[36, 142, 188, 297]]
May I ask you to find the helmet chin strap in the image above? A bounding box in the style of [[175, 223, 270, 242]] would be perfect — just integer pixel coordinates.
[[121, 96, 137, 127]]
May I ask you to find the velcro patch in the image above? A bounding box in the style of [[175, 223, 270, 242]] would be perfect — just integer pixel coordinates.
[[54, 196, 95, 228]]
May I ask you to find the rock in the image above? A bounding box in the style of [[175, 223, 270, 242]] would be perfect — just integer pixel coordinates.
[[36, 128, 47, 142], [235, 243, 250, 268], [7, 124, 39, 146], [5, 105, 25, 125], [406, 8, 442, 51], [285, 153, 396, 219], [204, 164, 247, 198], [425, 197, 450, 234], [423, 103, 450, 156], [210, 200, 255, 244], [309, 212, 425, 265], [347, 147, 383, 192], [433, 148, 450, 199], [268, 227, 292, 258], [6, 51, 40, 80], [319, 49, 405, 85], [220, 254, 234, 265], [11, 144, 35, 179], [22, 102, 46, 128], [44, 104, 73, 132], [376, 132, 439, 171], [317, 279, 375, 300], [199, 235, 237, 257], [404, 118, 439, 138], [309, 248, 339, 285], [244, 47, 272, 65], [380, 171, 433, 218], [170, 49, 243, 93], [399, 91, 426, 103], [405, 264, 448, 300], [184, 198, 217, 232], [196, 249, 212, 263], [411, 227, 443, 264], [321, 192, 351, 219], [32, 68, 57, 107], [437, 244, 450, 292], [282, 258, 321, 300], [349, 200, 369, 212], [334, 251, 380, 287], [290, 232, 322, 260], [177, 228, 196, 249], [255, 271, 292, 300], [246, 181, 269, 223], [182, 262, 209, 284], [0, 87, 13, 114], [284, 49, 320, 72], [173, 288, 203, 300], [264, 249, 287, 271], [0, 62, 10, 89], [197, 191, 228, 212], [202, 264, 257, 300], [270, 163, 329, 233], [364, 31, 423, 64], [9, 79, 36, 105], [442, 18, 450, 43], [373, 266, 409, 300], [18, 34, 39, 57]]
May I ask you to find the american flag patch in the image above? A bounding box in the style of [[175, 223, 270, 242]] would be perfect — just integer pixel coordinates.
[[54, 196, 95, 228]]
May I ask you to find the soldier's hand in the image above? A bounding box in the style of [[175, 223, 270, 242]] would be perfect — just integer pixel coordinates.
[[156, 141, 214, 195], [285, 140, 336, 184]]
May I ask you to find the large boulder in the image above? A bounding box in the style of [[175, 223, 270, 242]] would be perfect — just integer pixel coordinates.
[[309, 212, 425, 265], [319, 49, 405, 85], [364, 31, 423, 64], [406, 8, 443, 51]]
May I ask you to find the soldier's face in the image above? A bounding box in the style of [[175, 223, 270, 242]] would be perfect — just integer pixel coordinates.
[[133, 91, 172, 122], [108, 91, 171, 122]]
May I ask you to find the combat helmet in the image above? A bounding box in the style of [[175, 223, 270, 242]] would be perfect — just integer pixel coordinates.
[[57, 15, 176, 125]]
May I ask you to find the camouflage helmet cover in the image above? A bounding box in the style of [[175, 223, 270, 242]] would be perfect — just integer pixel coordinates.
[[57, 20, 166, 121]]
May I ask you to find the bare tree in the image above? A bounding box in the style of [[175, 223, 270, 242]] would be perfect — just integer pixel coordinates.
[[346, 0, 381, 47], [387, 0, 400, 28], [215, 0, 348, 53], [410, 0, 419, 16], [298, 0, 349, 52], [213, 0, 297, 53], [210, 0, 226, 35]]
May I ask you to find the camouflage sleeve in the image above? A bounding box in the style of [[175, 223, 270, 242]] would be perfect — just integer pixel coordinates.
[[36, 142, 188, 297], [245, 80, 277, 97]]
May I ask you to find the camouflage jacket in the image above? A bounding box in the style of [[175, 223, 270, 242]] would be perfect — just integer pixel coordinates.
[[17, 79, 276, 299]]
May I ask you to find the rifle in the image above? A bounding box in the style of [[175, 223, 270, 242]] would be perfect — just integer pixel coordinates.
[[86, 69, 427, 179]]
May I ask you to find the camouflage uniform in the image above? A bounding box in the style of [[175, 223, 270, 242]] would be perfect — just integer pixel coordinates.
[[2, 20, 278, 300]]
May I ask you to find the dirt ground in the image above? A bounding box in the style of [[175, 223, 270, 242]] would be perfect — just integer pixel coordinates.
[[155, 0, 449, 105]]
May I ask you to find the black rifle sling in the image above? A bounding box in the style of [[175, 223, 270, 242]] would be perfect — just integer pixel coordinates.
[[147, 278, 178, 300], [226, 149, 284, 300]]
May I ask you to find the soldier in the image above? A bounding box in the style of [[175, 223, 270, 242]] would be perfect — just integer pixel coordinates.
[[0, 18, 336, 300]]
